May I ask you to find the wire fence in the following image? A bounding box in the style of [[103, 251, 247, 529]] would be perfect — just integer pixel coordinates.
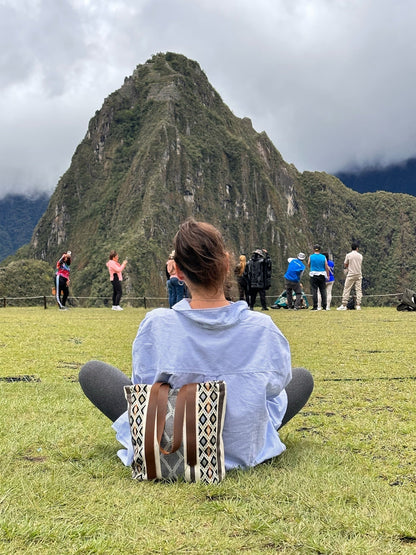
[[0, 292, 403, 309], [0, 295, 169, 309]]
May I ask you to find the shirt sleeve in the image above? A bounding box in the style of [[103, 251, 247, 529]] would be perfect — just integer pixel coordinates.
[[112, 411, 134, 466]]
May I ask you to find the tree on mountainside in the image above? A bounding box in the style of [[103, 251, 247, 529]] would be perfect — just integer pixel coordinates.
[[0, 259, 52, 298]]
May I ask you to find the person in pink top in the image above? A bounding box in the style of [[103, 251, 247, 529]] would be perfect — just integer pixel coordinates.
[[106, 251, 127, 311]]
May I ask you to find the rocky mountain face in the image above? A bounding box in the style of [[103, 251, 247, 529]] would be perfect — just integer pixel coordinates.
[[24, 53, 416, 302]]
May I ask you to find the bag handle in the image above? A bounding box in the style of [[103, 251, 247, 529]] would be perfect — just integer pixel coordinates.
[[144, 382, 198, 479], [184, 383, 197, 466], [144, 383, 168, 480], [157, 383, 198, 463], [157, 384, 187, 455]]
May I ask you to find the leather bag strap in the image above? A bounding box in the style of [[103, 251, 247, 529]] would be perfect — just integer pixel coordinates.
[[144, 382, 167, 480], [184, 383, 198, 466], [158, 384, 187, 455]]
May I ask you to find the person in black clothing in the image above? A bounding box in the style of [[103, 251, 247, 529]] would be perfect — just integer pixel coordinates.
[[244, 249, 272, 310]]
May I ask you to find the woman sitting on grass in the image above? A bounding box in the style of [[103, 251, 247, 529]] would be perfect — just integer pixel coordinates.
[[79, 218, 314, 471]]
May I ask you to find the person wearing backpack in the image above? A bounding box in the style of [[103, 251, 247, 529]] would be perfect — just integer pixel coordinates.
[[245, 248, 272, 310]]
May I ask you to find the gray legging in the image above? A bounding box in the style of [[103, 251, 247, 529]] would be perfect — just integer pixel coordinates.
[[78, 361, 314, 428]]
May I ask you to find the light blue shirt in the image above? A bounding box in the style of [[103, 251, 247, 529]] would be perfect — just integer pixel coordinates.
[[112, 299, 292, 470], [309, 253, 327, 276]]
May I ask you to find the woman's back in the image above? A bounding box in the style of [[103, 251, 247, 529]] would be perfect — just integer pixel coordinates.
[[129, 299, 291, 469]]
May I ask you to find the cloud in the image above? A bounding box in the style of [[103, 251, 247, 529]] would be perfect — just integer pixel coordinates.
[[1, 0, 416, 199]]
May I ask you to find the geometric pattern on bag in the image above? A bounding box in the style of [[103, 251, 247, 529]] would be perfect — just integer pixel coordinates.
[[124, 381, 227, 483]]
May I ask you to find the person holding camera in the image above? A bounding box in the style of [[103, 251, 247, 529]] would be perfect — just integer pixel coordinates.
[[106, 250, 127, 311]]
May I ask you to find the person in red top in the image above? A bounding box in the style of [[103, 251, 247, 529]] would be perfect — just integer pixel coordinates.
[[56, 251, 71, 309], [106, 251, 127, 311]]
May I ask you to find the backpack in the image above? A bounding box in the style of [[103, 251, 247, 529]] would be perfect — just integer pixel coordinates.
[[397, 288, 416, 311], [347, 295, 356, 310], [247, 252, 265, 289]]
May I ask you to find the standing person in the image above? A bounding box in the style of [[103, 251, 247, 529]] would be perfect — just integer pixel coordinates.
[[284, 253, 306, 310], [166, 250, 185, 308], [337, 243, 363, 311], [165, 251, 174, 306], [317, 254, 335, 310], [106, 251, 127, 311], [55, 251, 71, 310], [308, 245, 329, 311], [246, 248, 271, 310], [79, 218, 314, 472], [234, 254, 248, 302]]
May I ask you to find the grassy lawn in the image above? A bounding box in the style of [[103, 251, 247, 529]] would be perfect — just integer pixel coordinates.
[[0, 306, 415, 554]]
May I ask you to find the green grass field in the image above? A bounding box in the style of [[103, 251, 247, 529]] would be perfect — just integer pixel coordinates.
[[0, 306, 415, 554]]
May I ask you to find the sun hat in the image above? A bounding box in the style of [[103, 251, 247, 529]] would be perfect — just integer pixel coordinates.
[[297, 252, 306, 260]]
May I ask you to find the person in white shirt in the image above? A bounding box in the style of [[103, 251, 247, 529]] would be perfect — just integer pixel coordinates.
[[337, 243, 363, 310]]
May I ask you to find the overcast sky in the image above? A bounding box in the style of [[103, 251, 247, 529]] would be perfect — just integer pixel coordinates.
[[1, 0, 416, 199]]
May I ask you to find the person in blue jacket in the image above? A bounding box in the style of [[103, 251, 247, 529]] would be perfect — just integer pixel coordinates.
[[284, 253, 306, 310], [317, 253, 335, 310], [79, 219, 314, 471]]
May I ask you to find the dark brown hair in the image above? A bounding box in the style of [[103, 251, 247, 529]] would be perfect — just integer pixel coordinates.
[[109, 250, 117, 260], [174, 218, 229, 289]]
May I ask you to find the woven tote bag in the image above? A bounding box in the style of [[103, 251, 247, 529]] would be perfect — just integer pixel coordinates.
[[124, 381, 227, 483]]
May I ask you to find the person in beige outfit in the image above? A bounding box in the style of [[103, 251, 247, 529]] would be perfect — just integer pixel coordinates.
[[337, 243, 363, 310]]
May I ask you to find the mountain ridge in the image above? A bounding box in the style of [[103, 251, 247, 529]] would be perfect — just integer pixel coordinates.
[[337, 158, 416, 196]]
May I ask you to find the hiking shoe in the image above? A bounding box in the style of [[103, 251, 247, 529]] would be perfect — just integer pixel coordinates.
[[337, 305, 347, 311], [356, 306, 361, 310]]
